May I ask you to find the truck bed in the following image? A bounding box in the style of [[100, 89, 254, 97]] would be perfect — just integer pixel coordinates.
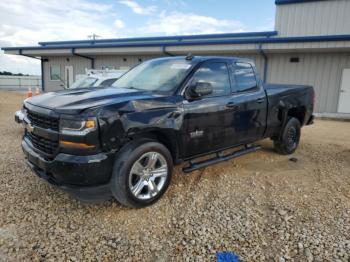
[[263, 83, 314, 138]]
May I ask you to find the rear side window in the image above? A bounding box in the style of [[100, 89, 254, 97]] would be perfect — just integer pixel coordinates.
[[232, 62, 258, 92], [191, 62, 231, 97]]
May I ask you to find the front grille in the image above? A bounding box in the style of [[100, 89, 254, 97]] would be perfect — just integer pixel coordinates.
[[25, 131, 58, 155], [26, 110, 59, 131]]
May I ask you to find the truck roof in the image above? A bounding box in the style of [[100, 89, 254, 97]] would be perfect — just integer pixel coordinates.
[[153, 55, 254, 64]]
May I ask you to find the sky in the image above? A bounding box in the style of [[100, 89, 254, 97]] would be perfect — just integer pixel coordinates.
[[0, 0, 276, 75]]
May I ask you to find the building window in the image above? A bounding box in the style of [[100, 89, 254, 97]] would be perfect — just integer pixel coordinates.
[[290, 57, 300, 63], [50, 65, 60, 81]]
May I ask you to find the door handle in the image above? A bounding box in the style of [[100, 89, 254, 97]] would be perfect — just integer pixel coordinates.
[[226, 102, 239, 110], [256, 98, 265, 103]]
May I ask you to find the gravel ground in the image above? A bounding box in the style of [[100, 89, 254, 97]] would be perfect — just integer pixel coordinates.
[[0, 91, 349, 262]]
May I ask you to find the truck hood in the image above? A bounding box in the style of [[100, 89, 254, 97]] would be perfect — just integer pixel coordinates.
[[25, 87, 166, 114]]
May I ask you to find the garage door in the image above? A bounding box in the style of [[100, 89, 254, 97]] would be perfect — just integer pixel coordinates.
[[338, 68, 350, 113]]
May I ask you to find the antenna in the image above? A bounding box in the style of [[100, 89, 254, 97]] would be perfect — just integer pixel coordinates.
[[185, 53, 194, 60], [87, 34, 101, 40]]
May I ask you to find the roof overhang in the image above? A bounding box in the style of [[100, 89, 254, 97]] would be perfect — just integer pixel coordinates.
[[1, 31, 277, 57], [36, 31, 278, 47], [264, 42, 350, 53], [275, 0, 328, 5], [3, 33, 350, 57]]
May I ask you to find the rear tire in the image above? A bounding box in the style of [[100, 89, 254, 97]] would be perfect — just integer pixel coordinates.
[[274, 117, 301, 155], [110, 139, 173, 208]]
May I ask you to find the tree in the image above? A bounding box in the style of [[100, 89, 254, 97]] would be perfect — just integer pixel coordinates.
[[0, 71, 29, 76]]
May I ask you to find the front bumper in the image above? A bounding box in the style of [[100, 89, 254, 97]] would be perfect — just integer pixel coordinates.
[[22, 139, 114, 202]]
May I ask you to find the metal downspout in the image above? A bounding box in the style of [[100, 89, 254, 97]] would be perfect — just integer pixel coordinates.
[[71, 48, 95, 69], [258, 43, 268, 83], [40, 59, 45, 91], [162, 46, 175, 56]]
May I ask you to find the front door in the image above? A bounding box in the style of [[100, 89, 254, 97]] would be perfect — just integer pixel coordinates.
[[182, 61, 233, 158], [338, 68, 350, 113], [65, 66, 74, 89]]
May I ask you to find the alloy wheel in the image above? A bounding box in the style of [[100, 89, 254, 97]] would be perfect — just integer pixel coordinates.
[[128, 152, 168, 200]]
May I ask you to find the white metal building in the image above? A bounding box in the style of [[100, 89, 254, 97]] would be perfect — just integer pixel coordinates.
[[2, 0, 350, 114]]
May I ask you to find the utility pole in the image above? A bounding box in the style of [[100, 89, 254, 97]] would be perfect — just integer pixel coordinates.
[[87, 34, 101, 40]]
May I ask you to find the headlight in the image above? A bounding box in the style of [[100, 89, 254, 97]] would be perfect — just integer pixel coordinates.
[[60, 118, 97, 136]]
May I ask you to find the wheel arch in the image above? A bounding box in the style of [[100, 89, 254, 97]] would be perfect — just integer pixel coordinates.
[[127, 129, 180, 164], [287, 106, 306, 126]]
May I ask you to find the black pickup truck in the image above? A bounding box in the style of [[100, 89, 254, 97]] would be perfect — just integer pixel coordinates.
[[21, 56, 314, 207]]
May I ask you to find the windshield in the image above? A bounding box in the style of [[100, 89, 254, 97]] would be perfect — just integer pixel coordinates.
[[70, 77, 98, 89], [112, 58, 194, 92]]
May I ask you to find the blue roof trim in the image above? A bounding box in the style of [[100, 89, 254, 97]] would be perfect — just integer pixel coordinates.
[[3, 34, 350, 51], [38, 31, 278, 46], [276, 0, 327, 5]]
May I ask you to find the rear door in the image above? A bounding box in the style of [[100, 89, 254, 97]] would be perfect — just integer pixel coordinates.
[[226, 62, 268, 145]]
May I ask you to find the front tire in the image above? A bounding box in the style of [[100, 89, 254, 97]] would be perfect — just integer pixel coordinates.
[[274, 117, 301, 155], [110, 139, 173, 208]]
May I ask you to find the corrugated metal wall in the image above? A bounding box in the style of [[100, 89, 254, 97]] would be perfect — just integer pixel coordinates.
[[44, 56, 91, 91], [267, 52, 350, 113], [275, 0, 350, 36], [94, 55, 157, 70]]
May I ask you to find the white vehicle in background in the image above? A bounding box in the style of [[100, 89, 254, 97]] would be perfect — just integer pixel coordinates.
[[15, 69, 127, 123], [68, 69, 127, 89]]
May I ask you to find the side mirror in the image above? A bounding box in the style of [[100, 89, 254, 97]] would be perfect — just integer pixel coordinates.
[[188, 81, 213, 98]]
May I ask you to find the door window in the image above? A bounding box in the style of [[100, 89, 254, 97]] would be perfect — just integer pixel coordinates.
[[190, 62, 231, 97], [232, 62, 258, 92]]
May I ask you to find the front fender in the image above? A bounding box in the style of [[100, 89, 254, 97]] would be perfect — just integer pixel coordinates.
[[96, 96, 184, 154]]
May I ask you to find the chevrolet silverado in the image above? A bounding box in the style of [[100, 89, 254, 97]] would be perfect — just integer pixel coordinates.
[[21, 56, 314, 208]]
